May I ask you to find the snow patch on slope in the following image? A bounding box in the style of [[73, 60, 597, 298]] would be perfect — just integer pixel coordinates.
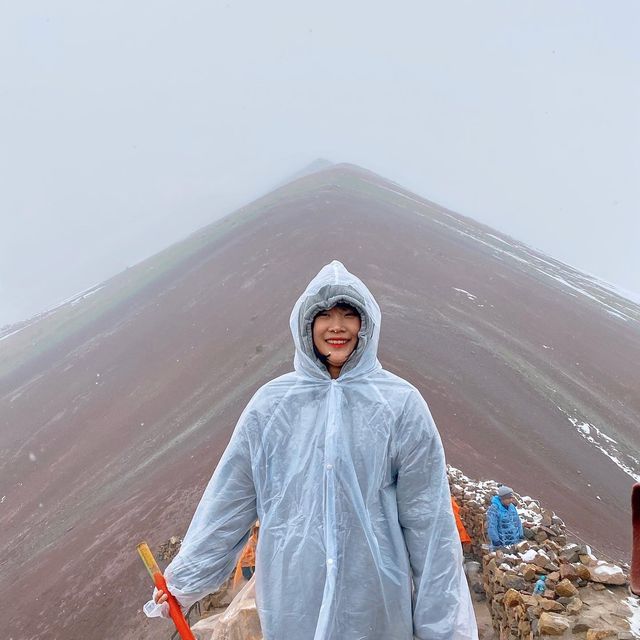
[[557, 406, 640, 482], [0, 284, 105, 343], [0, 325, 29, 342], [412, 203, 640, 324], [453, 288, 477, 301]]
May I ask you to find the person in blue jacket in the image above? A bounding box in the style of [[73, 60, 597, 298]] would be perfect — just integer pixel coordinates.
[[486, 485, 524, 549]]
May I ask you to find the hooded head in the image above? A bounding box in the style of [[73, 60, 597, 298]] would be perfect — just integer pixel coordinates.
[[497, 486, 514, 498], [289, 261, 382, 381], [494, 485, 516, 508]]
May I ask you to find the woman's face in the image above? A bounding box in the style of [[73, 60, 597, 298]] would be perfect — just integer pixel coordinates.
[[312, 305, 361, 377]]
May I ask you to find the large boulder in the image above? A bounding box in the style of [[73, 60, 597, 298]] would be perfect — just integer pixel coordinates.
[[588, 561, 627, 586], [554, 578, 578, 598], [538, 611, 571, 635], [503, 589, 522, 607]]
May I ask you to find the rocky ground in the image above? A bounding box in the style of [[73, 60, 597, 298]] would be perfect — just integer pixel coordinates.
[[156, 466, 639, 639], [452, 466, 637, 639]]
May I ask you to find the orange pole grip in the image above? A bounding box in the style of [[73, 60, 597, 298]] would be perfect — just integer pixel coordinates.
[[137, 542, 196, 640], [152, 571, 196, 640]]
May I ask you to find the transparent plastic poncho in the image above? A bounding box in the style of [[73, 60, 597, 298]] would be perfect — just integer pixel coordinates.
[[148, 260, 478, 640]]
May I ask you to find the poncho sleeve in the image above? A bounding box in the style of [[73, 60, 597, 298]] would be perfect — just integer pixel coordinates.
[[395, 390, 478, 640], [162, 404, 258, 609]]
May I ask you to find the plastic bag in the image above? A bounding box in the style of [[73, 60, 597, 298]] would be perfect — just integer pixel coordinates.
[[192, 576, 262, 640]]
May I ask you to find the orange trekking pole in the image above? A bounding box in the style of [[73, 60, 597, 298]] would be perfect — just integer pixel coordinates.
[[137, 542, 196, 640]]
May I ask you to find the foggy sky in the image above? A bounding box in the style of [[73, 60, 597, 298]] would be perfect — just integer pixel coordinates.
[[1, 1, 638, 327]]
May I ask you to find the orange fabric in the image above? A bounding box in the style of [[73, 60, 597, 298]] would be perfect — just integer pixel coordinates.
[[240, 529, 258, 567], [232, 527, 258, 588], [451, 497, 471, 544]]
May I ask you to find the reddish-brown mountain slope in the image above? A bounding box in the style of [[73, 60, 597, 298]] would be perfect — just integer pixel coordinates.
[[1, 163, 639, 639]]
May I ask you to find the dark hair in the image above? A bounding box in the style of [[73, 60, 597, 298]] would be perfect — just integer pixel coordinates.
[[333, 302, 360, 316], [313, 302, 361, 320], [313, 344, 329, 364]]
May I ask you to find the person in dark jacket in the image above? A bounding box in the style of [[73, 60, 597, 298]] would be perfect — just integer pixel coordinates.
[[486, 485, 524, 549]]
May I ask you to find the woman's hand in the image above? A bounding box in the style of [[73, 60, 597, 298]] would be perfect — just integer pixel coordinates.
[[143, 587, 170, 619]]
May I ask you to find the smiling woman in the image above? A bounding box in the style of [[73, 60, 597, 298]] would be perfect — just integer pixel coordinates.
[[146, 260, 478, 640], [312, 304, 361, 379]]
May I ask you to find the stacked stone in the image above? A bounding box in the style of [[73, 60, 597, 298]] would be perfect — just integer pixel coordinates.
[[158, 535, 182, 561], [448, 466, 571, 555], [448, 466, 632, 639]]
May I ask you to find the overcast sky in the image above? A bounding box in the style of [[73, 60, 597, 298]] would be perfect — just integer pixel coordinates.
[[1, 1, 638, 327]]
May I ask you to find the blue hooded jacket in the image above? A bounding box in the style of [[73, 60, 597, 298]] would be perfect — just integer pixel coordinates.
[[486, 495, 524, 547]]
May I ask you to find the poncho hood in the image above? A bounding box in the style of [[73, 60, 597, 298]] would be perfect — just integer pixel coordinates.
[[290, 260, 382, 381]]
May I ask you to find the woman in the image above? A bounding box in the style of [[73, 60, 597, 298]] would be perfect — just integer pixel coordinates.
[[147, 260, 477, 639]]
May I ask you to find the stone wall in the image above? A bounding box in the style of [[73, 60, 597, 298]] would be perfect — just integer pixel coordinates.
[[449, 466, 635, 639]]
